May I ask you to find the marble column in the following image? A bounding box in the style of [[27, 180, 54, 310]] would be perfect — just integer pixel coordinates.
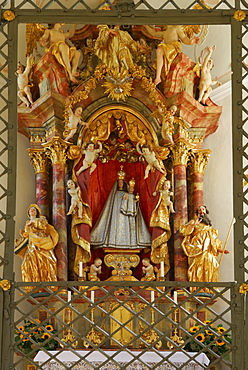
[[43, 137, 69, 282], [27, 148, 50, 220], [171, 138, 191, 282], [189, 149, 211, 217]]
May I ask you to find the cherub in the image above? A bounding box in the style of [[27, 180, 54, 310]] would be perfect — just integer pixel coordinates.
[[141, 258, 156, 281], [67, 179, 83, 218], [39, 23, 80, 83], [88, 258, 102, 281], [143, 25, 199, 85], [136, 143, 165, 179], [153, 180, 175, 213], [64, 106, 89, 141], [16, 55, 34, 107], [196, 46, 221, 104], [76, 141, 103, 176]]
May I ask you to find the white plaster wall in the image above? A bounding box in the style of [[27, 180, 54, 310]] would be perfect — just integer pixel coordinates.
[[203, 81, 234, 282], [14, 133, 36, 281]]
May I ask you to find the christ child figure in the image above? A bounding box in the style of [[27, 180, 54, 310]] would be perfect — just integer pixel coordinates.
[[67, 179, 83, 218], [76, 141, 103, 176], [16, 55, 34, 107], [64, 106, 89, 141], [136, 143, 165, 179]]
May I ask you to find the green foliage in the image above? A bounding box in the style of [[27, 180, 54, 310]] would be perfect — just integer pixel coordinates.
[[15, 319, 59, 356]]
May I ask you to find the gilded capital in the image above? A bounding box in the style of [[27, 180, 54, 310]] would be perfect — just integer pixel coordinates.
[[27, 148, 49, 174], [171, 139, 192, 167], [42, 137, 70, 165], [189, 149, 211, 174]]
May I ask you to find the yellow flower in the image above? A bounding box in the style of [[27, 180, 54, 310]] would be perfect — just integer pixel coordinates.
[[204, 320, 212, 325], [205, 330, 214, 335], [189, 326, 200, 333], [217, 327, 226, 334], [35, 319, 41, 323], [195, 333, 205, 342], [41, 333, 51, 340], [18, 326, 25, 332], [45, 325, 54, 332], [216, 338, 225, 346]]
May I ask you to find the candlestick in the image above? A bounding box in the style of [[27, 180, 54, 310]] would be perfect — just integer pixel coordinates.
[[67, 290, 71, 302], [91, 290, 95, 303], [160, 261, 165, 277], [79, 261, 83, 278], [173, 291, 177, 304], [151, 290, 155, 303]]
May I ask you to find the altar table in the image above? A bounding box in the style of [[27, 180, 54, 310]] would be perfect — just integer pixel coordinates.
[[34, 350, 210, 369]]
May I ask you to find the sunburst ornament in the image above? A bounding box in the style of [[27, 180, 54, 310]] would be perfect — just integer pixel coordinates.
[[102, 73, 133, 102]]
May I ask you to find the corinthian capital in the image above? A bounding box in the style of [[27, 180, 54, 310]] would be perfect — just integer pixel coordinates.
[[189, 149, 212, 174], [27, 148, 49, 174], [42, 137, 70, 165], [171, 138, 193, 167]]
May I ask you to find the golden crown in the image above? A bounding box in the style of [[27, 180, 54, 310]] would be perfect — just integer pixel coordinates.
[[117, 166, 126, 180], [129, 178, 135, 187]]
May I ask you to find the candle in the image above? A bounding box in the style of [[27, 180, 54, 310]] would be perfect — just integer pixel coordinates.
[[151, 290, 155, 303], [79, 261, 83, 278], [67, 290, 71, 302], [91, 290, 95, 303], [160, 261, 165, 277], [173, 291, 177, 304]]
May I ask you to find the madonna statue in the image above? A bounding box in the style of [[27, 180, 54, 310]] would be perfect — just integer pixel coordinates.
[[90, 167, 151, 249]]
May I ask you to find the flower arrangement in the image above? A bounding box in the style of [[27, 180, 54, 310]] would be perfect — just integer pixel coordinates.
[[184, 321, 232, 358], [15, 319, 59, 355]]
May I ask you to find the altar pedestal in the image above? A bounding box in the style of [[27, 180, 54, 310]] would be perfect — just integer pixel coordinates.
[[34, 349, 210, 370]]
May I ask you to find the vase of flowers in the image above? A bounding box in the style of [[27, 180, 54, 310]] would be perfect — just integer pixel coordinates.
[[15, 319, 59, 356], [184, 320, 232, 367]]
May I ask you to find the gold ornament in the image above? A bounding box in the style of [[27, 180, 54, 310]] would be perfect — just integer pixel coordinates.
[[0, 279, 11, 291], [3, 11, 15, 21], [234, 10, 246, 21], [239, 283, 248, 294]]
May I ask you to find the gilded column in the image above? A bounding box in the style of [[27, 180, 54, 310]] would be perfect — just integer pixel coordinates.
[[171, 138, 191, 281], [189, 149, 211, 216], [27, 148, 50, 219], [43, 137, 69, 282]]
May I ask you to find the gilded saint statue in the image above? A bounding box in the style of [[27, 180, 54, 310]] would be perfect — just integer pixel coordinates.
[[15, 204, 58, 284], [94, 25, 138, 74], [180, 205, 229, 293]]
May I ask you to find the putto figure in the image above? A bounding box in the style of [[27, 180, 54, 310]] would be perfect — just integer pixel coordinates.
[[180, 205, 229, 293], [64, 106, 89, 141], [39, 23, 81, 83], [16, 55, 34, 107], [88, 258, 102, 281], [67, 179, 83, 218], [154, 180, 175, 213], [76, 141, 103, 176], [144, 25, 199, 85], [136, 143, 165, 179], [196, 46, 221, 104], [141, 258, 156, 281]]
